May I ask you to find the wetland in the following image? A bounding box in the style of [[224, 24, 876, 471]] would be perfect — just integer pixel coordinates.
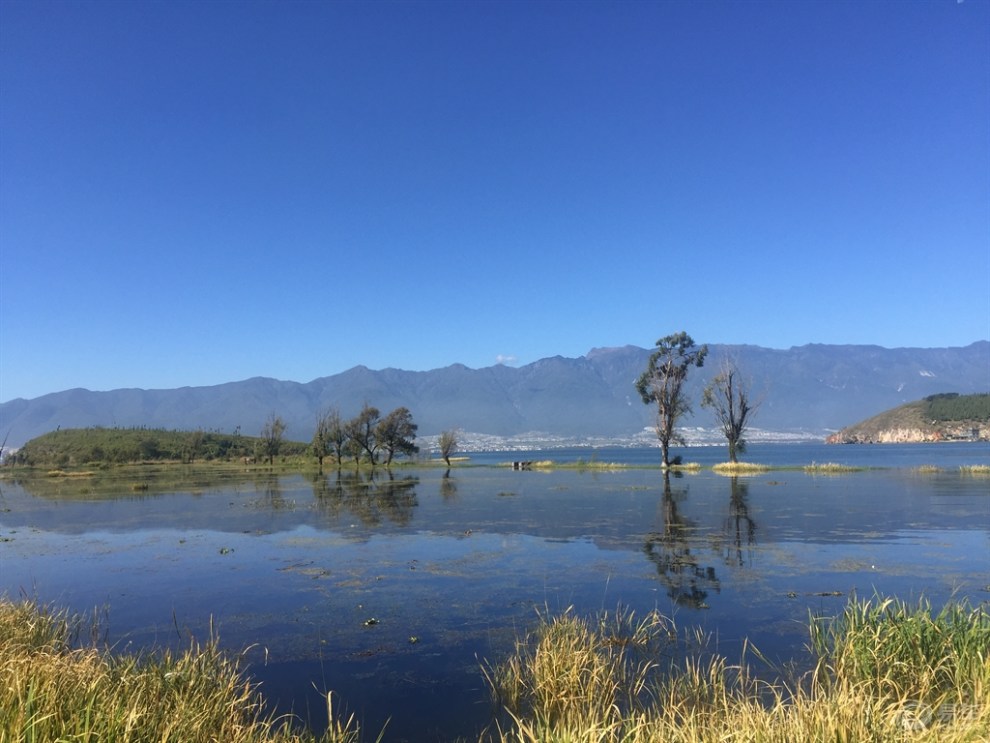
[[1, 442, 988, 741]]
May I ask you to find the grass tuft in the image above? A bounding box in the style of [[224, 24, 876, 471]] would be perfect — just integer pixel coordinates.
[[712, 462, 770, 475], [485, 596, 990, 742], [0, 598, 369, 743], [803, 462, 865, 474]]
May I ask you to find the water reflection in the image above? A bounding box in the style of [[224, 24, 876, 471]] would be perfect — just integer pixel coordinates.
[[440, 469, 458, 501], [311, 469, 419, 526], [720, 477, 756, 568], [643, 472, 721, 609]]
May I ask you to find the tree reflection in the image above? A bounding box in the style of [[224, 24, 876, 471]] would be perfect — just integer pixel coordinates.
[[643, 472, 720, 609], [440, 469, 458, 501], [311, 469, 419, 526], [259, 473, 286, 509], [721, 477, 756, 567]]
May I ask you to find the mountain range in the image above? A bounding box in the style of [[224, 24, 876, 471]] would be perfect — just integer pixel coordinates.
[[2, 342, 988, 450]]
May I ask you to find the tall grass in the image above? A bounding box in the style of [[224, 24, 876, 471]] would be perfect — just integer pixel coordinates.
[[711, 462, 770, 475], [803, 461, 866, 474], [485, 597, 990, 742], [0, 598, 368, 743]]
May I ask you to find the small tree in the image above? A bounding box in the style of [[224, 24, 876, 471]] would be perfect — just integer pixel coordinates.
[[635, 332, 708, 469], [312, 409, 333, 470], [325, 407, 348, 465], [438, 429, 458, 467], [345, 404, 380, 465], [260, 412, 286, 465], [702, 359, 759, 464], [376, 407, 419, 466]]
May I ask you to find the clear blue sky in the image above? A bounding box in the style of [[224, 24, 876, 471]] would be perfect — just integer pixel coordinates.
[[1, 0, 988, 402]]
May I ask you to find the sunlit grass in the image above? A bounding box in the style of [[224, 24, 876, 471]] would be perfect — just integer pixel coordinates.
[[485, 597, 990, 742], [913, 464, 943, 474], [0, 598, 374, 743], [803, 461, 866, 474], [712, 462, 771, 475], [960, 464, 990, 476]]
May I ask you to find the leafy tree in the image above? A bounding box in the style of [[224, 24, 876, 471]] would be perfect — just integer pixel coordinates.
[[376, 407, 420, 466], [260, 412, 286, 465], [702, 358, 759, 463], [635, 332, 708, 469], [345, 404, 381, 465], [438, 429, 458, 467]]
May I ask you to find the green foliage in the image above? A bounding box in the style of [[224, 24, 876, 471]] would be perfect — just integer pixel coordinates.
[[635, 332, 708, 468], [375, 406, 419, 466], [10, 427, 307, 468], [924, 393, 990, 422]]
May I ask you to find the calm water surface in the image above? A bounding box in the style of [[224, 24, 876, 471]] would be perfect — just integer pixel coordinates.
[[1, 442, 987, 741]]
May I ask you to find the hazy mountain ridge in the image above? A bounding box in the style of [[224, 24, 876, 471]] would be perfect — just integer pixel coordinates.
[[2, 342, 987, 450]]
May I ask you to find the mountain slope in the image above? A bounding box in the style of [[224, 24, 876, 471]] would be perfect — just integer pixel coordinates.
[[1, 341, 987, 450], [826, 393, 990, 444]]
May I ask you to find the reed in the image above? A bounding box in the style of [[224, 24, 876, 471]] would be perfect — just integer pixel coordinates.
[[712, 462, 770, 475], [485, 597, 990, 742], [0, 598, 367, 743], [802, 461, 865, 474], [960, 464, 990, 476]]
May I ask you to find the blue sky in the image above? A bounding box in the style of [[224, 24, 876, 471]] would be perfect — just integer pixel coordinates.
[[1, 0, 988, 401]]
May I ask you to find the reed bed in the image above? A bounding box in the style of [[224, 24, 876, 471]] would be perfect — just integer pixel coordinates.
[[711, 462, 771, 475], [0, 598, 369, 743], [485, 597, 990, 742], [960, 464, 990, 476], [802, 461, 866, 474]]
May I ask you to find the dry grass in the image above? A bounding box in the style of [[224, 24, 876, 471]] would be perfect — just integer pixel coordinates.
[[960, 464, 990, 476], [0, 598, 372, 743], [712, 462, 771, 475], [802, 462, 866, 474], [484, 597, 990, 742]]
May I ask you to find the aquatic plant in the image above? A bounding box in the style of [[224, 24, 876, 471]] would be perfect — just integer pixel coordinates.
[[484, 597, 990, 742], [712, 462, 770, 475], [803, 461, 865, 474], [0, 598, 372, 743]]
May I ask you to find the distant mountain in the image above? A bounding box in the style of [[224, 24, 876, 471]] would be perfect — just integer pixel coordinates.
[[2, 342, 988, 450]]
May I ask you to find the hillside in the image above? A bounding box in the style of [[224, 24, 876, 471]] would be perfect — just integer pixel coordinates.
[[826, 393, 990, 444], [2, 341, 988, 450]]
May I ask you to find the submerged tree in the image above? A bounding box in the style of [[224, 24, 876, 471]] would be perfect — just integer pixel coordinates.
[[376, 407, 419, 466], [438, 429, 458, 467], [311, 408, 335, 470], [702, 358, 759, 464], [313, 407, 348, 468], [259, 412, 286, 465], [635, 332, 708, 468], [345, 404, 381, 465]]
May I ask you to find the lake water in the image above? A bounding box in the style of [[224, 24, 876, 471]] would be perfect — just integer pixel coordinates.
[[1, 442, 988, 741]]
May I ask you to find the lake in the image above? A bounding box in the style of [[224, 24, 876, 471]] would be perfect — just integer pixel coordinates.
[[1, 442, 988, 741]]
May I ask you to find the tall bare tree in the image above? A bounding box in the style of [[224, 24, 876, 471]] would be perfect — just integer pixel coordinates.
[[702, 358, 759, 464], [635, 332, 708, 468], [312, 408, 336, 470], [438, 429, 458, 467]]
